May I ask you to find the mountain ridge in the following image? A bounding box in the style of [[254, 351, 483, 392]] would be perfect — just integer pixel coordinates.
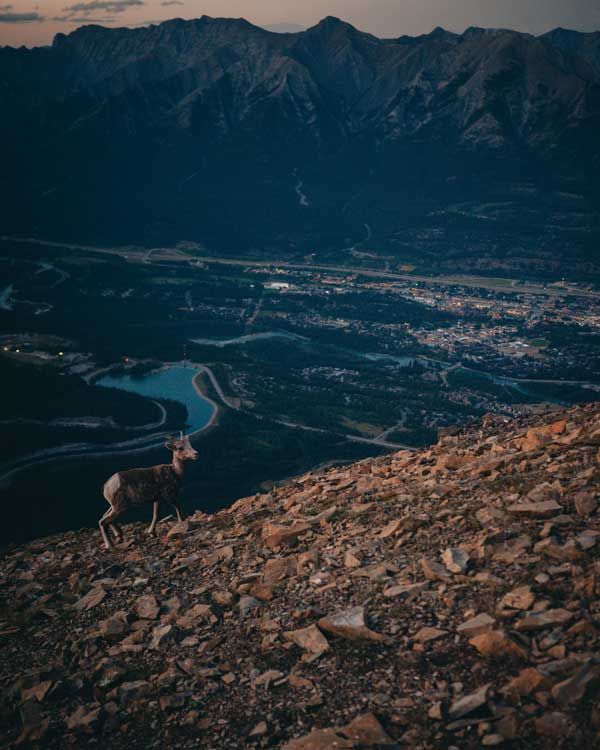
[[1, 15, 600, 257], [1, 16, 598, 52], [2, 403, 600, 747]]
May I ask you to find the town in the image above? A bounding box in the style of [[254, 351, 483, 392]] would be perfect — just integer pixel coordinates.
[[2, 237, 599, 461]]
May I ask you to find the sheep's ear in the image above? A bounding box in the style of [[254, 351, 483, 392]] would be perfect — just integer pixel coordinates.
[[165, 441, 175, 451]]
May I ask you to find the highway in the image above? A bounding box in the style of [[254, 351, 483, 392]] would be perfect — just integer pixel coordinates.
[[4, 234, 599, 299]]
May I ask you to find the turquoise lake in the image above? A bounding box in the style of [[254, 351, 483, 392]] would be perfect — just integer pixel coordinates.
[[97, 365, 215, 433]]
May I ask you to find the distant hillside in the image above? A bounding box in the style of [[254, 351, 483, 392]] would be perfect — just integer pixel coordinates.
[[1, 16, 600, 265], [2, 403, 600, 747]]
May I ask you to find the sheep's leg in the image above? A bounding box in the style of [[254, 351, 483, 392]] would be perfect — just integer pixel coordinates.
[[110, 521, 123, 542], [174, 502, 184, 523], [147, 501, 159, 536], [99, 508, 115, 550]]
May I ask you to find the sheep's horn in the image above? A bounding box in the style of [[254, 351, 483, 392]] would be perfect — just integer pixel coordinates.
[[180, 430, 184, 439]]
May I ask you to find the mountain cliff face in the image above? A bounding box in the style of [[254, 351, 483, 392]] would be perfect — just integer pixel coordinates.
[[1, 16, 600, 254], [2, 404, 600, 748], [3, 17, 599, 148], [542, 28, 600, 76]]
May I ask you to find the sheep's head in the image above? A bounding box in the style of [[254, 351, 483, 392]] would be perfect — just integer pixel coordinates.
[[165, 433, 199, 462]]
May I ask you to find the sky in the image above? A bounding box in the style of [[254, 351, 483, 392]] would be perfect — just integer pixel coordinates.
[[1, 0, 599, 47]]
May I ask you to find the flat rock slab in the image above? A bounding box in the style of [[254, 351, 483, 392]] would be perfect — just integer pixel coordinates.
[[469, 630, 528, 661], [421, 557, 451, 581], [383, 581, 428, 599], [515, 608, 573, 631], [476, 507, 507, 528], [507, 501, 562, 518], [457, 613, 495, 637], [263, 556, 297, 583], [74, 586, 106, 611], [283, 713, 395, 749], [284, 624, 330, 655], [343, 713, 395, 745], [318, 606, 390, 643], [204, 545, 234, 566], [262, 523, 312, 549], [449, 683, 492, 718], [378, 519, 403, 539], [499, 586, 536, 611], [502, 668, 551, 700], [283, 729, 354, 749], [176, 603, 213, 627], [414, 626, 447, 643]]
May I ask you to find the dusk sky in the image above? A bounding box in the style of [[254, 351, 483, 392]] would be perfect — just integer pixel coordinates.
[[1, 0, 599, 47]]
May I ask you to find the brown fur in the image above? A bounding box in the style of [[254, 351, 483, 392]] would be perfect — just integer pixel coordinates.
[[99, 435, 198, 549]]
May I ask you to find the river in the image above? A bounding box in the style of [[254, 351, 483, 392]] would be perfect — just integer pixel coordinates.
[[190, 331, 307, 348], [189, 332, 596, 398]]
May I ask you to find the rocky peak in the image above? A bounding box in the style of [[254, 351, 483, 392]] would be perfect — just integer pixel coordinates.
[[3, 16, 600, 161], [298, 15, 373, 56], [542, 26, 600, 74], [309, 16, 354, 33], [427, 25, 458, 41], [2, 404, 600, 747]]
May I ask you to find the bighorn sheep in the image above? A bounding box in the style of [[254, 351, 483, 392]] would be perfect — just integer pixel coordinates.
[[99, 433, 198, 549]]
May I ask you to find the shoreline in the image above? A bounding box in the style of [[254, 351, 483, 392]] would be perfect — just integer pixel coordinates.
[[0, 356, 411, 488], [190, 369, 221, 437], [0, 364, 221, 484]]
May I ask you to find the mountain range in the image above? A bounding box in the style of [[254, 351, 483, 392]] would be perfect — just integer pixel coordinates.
[[2, 17, 600, 267]]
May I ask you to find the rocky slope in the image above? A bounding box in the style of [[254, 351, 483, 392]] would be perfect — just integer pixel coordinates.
[[2, 403, 600, 748]]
